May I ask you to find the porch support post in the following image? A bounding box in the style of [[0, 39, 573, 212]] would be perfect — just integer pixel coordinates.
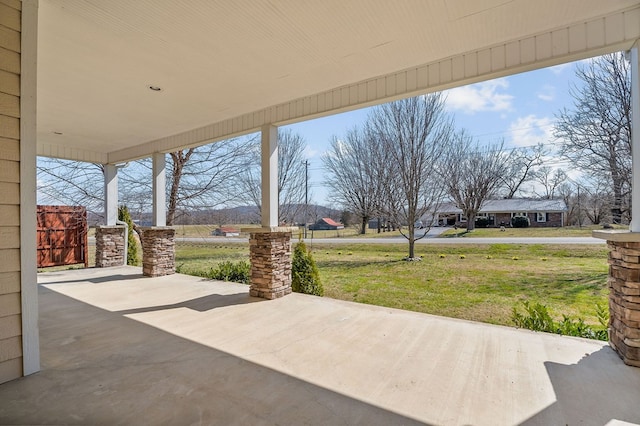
[[244, 125, 294, 299], [152, 152, 166, 227], [104, 164, 118, 226], [593, 42, 640, 367], [261, 124, 279, 227], [95, 164, 126, 267], [19, 0, 40, 378], [632, 43, 640, 232]]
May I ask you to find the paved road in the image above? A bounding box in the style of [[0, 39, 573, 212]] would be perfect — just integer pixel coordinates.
[[174, 236, 605, 245]]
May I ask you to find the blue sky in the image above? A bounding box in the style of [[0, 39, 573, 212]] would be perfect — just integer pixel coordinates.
[[285, 60, 581, 205]]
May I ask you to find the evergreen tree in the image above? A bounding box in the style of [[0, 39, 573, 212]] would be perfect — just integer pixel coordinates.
[[118, 205, 138, 266], [291, 241, 323, 296]]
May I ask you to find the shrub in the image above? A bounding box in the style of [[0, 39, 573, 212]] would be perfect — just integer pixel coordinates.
[[511, 301, 608, 341], [475, 217, 490, 228], [511, 216, 530, 228], [118, 205, 138, 266], [208, 260, 250, 284], [292, 241, 323, 296]]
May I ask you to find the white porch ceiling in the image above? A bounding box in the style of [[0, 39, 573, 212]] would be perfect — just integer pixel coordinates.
[[36, 0, 640, 164]]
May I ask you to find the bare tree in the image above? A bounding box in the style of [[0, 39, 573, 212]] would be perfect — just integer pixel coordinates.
[[323, 128, 381, 234], [442, 133, 510, 231], [581, 174, 614, 225], [37, 158, 105, 220], [369, 94, 454, 259], [239, 129, 308, 224], [500, 143, 546, 198], [554, 53, 631, 223], [39, 137, 255, 226], [533, 166, 567, 199], [557, 182, 583, 226]]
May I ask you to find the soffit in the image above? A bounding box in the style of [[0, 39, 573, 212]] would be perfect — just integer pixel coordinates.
[[36, 0, 640, 162]]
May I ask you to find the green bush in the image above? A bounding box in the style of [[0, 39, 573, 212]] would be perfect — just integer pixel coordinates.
[[118, 205, 138, 266], [292, 241, 323, 296], [475, 217, 490, 228], [511, 216, 530, 228], [208, 260, 251, 284], [511, 301, 608, 341]]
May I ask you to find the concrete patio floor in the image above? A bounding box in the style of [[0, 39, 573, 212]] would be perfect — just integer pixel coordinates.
[[1, 267, 639, 425]]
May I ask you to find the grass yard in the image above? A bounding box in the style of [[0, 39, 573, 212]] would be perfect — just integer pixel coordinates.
[[174, 241, 609, 327], [439, 224, 626, 238]]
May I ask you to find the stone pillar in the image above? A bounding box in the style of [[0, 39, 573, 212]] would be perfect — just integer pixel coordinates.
[[140, 227, 175, 277], [95, 225, 126, 267], [248, 228, 295, 299], [594, 231, 640, 367]]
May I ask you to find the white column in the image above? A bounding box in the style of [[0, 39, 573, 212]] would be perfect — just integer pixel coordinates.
[[20, 0, 39, 376], [152, 152, 166, 226], [104, 164, 118, 226], [261, 125, 279, 227], [631, 44, 640, 232]]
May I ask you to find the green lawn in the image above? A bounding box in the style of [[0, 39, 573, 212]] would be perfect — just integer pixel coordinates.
[[438, 224, 626, 238], [174, 242, 609, 327]]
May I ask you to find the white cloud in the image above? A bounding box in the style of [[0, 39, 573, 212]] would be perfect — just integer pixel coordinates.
[[303, 145, 319, 159], [507, 115, 555, 148], [536, 84, 555, 102], [445, 78, 513, 114]]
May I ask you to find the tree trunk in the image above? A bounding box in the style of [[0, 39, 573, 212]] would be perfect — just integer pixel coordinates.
[[360, 216, 368, 235], [408, 224, 415, 259], [466, 212, 476, 231], [611, 175, 624, 224]]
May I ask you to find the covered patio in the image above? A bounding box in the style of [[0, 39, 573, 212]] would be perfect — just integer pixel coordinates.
[[3, 1, 640, 423], [1, 267, 639, 425]]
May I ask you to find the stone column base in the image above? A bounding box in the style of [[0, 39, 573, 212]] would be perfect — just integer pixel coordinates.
[[248, 228, 294, 299], [95, 225, 125, 267], [594, 231, 640, 367], [140, 227, 175, 277]]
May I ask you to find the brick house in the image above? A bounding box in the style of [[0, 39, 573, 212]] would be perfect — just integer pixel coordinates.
[[437, 199, 567, 228]]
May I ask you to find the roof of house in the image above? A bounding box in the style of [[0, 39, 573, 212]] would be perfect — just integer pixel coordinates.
[[438, 199, 568, 214], [320, 218, 342, 227]]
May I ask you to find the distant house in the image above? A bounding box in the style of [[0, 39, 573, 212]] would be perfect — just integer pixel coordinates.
[[309, 217, 344, 231], [437, 199, 568, 228], [211, 227, 240, 237]]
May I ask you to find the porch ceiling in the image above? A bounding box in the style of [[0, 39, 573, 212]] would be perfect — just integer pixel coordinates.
[[36, 0, 640, 164]]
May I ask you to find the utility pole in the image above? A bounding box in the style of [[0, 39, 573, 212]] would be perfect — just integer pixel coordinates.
[[304, 160, 309, 239]]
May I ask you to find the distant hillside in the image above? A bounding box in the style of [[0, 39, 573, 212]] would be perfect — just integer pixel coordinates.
[[87, 204, 343, 226]]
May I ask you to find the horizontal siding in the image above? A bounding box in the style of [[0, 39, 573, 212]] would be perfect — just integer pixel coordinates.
[[0, 226, 19, 248], [0, 0, 21, 11], [0, 356, 21, 383], [0, 114, 19, 139], [0, 2, 20, 31], [0, 69, 19, 96], [0, 47, 19, 75], [0, 25, 19, 53], [0, 0, 20, 385], [0, 181, 19, 204], [0, 314, 20, 339], [0, 271, 20, 294], [0, 249, 19, 273], [0, 335, 21, 362], [0, 205, 19, 225], [0, 292, 20, 317], [0, 92, 19, 117], [0, 159, 19, 182], [0, 137, 19, 161]]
